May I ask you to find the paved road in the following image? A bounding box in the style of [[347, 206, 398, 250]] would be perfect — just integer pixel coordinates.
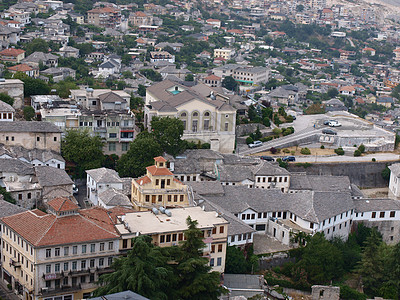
[[294, 152, 400, 163]]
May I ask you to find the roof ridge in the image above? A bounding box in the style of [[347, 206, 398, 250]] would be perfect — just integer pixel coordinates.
[[35, 216, 57, 246], [79, 213, 119, 237]]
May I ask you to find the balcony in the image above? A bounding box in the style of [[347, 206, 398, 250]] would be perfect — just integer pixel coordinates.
[[41, 284, 82, 297], [10, 259, 21, 268], [68, 268, 91, 277], [137, 187, 186, 194], [93, 126, 107, 133], [96, 267, 113, 275]]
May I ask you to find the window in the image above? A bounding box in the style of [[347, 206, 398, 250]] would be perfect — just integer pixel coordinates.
[[166, 235, 171, 243], [380, 212, 385, 218], [219, 226, 224, 234], [122, 143, 129, 151], [99, 258, 104, 267], [181, 112, 187, 117], [192, 120, 198, 132], [218, 244, 223, 252], [82, 245, 87, 253], [122, 239, 128, 248], [390, 211, 396, 218], [174, 195, 178, 202], [46, 264, 51, 273], [146, 195, 150, 202], [109, 133, 117, 138], [224, 122, 229, 131], [372, 212, 376, 218], [92, 100, 97, 105], [217, 257, 222, 266], [64, 262, 68, 271], [193, 112, 198, 117], [231, 235, 235, 242], [178, 233, 183, 241], [108, 142, 116, 151], [108, 242, 113, 250], [100, 243, 105, 251], [54, 137, 57, 142], [90, 259, 95, 268], [73, 246, 77, 254], [90, 244, 95, 253], [160, 235, 165, 243], [36, 136, 40, 142], [210, 258, 214, 266], [63, 277, 68, 285], [27, 193, 31, 199], [72, 261, 77, 270], [55, 263, 60, 272], [46, 249, 51, 258], [203, 119, 209, 130], [81, 260, 86, 269], [64, 247, 69, 256], [81, 276, 86, 283]]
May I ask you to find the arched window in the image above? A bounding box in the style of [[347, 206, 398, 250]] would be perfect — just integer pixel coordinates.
[[204, 112, 210, 117], [193, 112, 198, 117], [181, 112, 187, 117]]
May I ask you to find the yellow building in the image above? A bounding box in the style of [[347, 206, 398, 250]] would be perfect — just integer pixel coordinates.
[[131, 157, 190, 211], [115, 206, 229, 273]]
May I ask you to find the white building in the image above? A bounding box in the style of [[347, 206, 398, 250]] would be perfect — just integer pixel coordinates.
[[86, 168, 124, 206]]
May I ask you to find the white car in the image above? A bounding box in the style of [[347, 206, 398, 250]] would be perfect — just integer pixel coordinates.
[[328, 121, 341, 127], [248, 140, 262, 148]]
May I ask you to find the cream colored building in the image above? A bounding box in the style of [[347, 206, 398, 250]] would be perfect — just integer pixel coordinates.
[[213, 48, 235, 60], [0, 121, 61, 152], [0, 198, 121, 300], [132, 156, 190, 211], [145, 80, 236, 153], [115, 206, 229, 273]]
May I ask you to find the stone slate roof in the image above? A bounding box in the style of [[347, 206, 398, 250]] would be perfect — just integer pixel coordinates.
[[0, 144, 64, 163], [0, 158, 34, 175], [99, 91, 126, 103], [91, 291, 149, 300], [199, 198, 255, 236], [354, 198, 400, 213], [98, 188, 132, 207], [0, 199, 27, 218], [0, 121, 62, 133], [253, 161, 290, 176], [23, 51, 58, 63], [289, 174, 351, 192], [34, 166, 73, 187], [200, 185, 353, 223], [86, 167, 123, 184], [389, 163, 400, 177], [218, 165, 254, 182], [0, 100, 15, 112]]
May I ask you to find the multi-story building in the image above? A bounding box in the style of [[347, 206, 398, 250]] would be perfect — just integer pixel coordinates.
[[213, 64, 269, 86], [145, 80, 236, 153], [131, 156, 190, 211], [0, 198, 121, 300], [129, 11, 153, 26], [0, 121, 62, 152], [0, 100, 14, 121], [0, 48, 25, 63], [0, 79, 24, 109], [149, 51, 175, 63], [87, 7, 121, 28], [115, 206, 229, 273], [213, 48, 235, 60]]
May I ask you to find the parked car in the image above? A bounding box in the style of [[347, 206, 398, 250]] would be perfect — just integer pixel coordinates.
[[282, 156, 296, 162], [73, 184, 78, 195], [328, 120, 341, 127], [322, 128, 337, 135], [248, 140, 262, 148], [323, 120, 332, 125], [261, 156, 275, 161]]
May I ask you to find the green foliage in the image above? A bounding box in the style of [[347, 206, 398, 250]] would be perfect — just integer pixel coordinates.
[[273, 114, 282, 126], [151, 117, 185, 157], [277, 158, 288, 169], [357, 144, 365, 153], [334, 147, 344, 155], [320, 145, 325, 149], [382, 165, 391, 181], [138, 84, 146, 97], [222, 76, 238, 91], [396, 134, 400, 149], [23, 106, 35, 121], [282, 127, 294, 136], [246, 136, 254, 145], [354, 149, 362, 157], [129, 95, 144, 110], [272, 128, 282, 135], [339, 285, 367, 300], [327, 88, 339, 98], [0, 187, 15, 204], [25, 39, 49, 55], [305, 103, 325, 115], [61, 129, 105, 178], [13, 72, 51, 97], [372, 158, 376, 162], [0, 93, 14, 106], [117, 133, 163, 178], [140, 69, 162, 81], [52, 78, 78, 98], [263, 117, 271, 127], [185, 73, 194, 81], [300, 148, 311, 155], [102, 154, 119, 170], [74, 43, 95, 56]]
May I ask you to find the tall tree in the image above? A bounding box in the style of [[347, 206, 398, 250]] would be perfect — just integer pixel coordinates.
[[222, 76, 238, 91], [0, 93, 14, 106], [93, 235, 172, 299], [61, 129, 104, 178], [175, 217, 227, 299], [116, 132, 162, 178], [151, 117, 185, 156]]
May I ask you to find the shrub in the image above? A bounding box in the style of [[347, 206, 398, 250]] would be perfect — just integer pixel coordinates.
[[354, 149, 361, 157], [372, 158, 376, 162], [201, 143, 210, 149], [246, 137, 254, 145], [358, 144, 365, 153], [283, 148, 290, 153], [260, 136, 273, 142], [335, 147, 344, 155], [291, 151, 295, 155], [277, 158, 288, 169], [273, 128, 282, 135], [320, 145, 325, 149], [270, 147, 277, 154], [300, 147, 311, 155], [263, 117, 271, 127], [339, 285, 367, 300]]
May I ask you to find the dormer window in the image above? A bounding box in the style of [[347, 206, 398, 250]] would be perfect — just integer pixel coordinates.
[[160, 162, 163, 167]]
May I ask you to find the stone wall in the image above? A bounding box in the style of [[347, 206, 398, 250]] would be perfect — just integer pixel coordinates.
[[288, 161, 395, 188]]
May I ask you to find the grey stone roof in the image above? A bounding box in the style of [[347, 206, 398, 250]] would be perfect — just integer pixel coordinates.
[[0, 199, 27, 218], [354, 198, 400, 213], [91, 291, 149, 300], [222, 154, 259, 165], [23, 51, 58, 63], [0, 100, 15, 112], [389, 163, 400, 177], [199, 198, 255, 236], [253, 161, 290, 176], [86, 167, 122, 184], [0, 121, 62, 133], [0, 158, 34, 175], [99, 92, 126, 103], [0, 144, 64, 163], [35, 166, 73, 187], [201, 185, 353, 223], [218, 165, 254, 182], [289, 174, 351, 193], [189, 181, 225, 196], [98, 188, 132, 207]]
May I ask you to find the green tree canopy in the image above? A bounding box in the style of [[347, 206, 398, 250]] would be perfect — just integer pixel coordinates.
[[25, 39, 50, 55], [151, 116, 185, 157], [23, 106, 35, 121], [61, 129, 104, 178], [0, 93, 14, 106], [13, 72, 51, 97], [222, 76, 238, 91]]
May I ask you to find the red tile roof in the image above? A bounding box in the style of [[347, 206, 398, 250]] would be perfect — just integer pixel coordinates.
[[48, 197, 79, 212], [2, 207, 120, 247], [0, 48, 25, 57], [154, 156, 167, 163], [146, 165, 173, 176], [204, 74, 221, 81], [136, 175, 151, 185], [8, 64, 33, 72]]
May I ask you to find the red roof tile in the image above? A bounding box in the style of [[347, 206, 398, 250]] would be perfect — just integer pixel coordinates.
[[8, 64, 33, 72], [136, 175, 151, 185], [146, 165, 173, 176], [154, 156, 167, 163], [0, 48, 25, 57], [48, 197, 79, 212]]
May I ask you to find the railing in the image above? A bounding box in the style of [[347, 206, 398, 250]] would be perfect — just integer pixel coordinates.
[[93, 127, 107, 132], [136, 187, 187, 194]]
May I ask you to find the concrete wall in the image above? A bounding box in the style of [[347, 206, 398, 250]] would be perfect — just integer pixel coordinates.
[[288, 161, 394, 188]]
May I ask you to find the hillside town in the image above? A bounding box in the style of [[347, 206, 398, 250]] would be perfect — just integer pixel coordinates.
[[1, 0, 400, 299]]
